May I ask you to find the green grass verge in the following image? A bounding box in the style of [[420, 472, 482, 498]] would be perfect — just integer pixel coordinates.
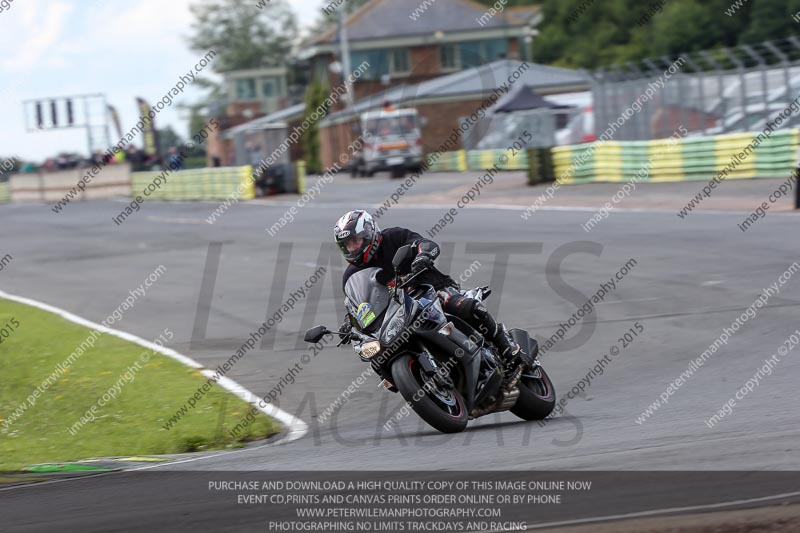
[[0, 298, 280, 471]]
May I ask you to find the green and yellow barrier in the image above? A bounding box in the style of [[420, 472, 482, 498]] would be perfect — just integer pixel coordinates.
[[551, 129, 800, 185], [426, 150, 467, 172], [0, 181, 9, 203], [527, 148, 555, 185], [426, 148, 531, 172], [130, 166, 254, 201], [465, 149, 528, 171]]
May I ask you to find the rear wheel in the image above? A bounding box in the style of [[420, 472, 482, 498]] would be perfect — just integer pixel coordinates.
[[391, 355, 468, 433], [510, 365, 556, 421]]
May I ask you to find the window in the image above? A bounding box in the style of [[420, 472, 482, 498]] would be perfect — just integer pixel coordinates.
[[483, 39, 509, 62], [365, 115, 418, 136], [440, 44, 458, 70], [440, 39, 510, 71], [352, 49, 408, 79], [236, 79, 256, 100], [262, 79, 275, 98], [391, 49, 410, 74], [351, 50, 389, 80]]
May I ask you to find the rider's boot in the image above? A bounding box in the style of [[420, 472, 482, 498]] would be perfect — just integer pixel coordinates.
[[471, 302, 520, 368], [493, 325, 521, 368]]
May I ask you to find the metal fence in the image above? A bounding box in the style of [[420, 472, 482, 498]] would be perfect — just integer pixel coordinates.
[[461, 108, 568, 151], [591, 38, 800, 141]]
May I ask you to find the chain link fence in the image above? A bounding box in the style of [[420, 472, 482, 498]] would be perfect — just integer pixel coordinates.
[[591, 38, 800, 141]]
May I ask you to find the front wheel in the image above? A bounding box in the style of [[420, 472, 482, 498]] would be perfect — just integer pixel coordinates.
[[391, 355, 468, 433], [510, 365, 556, 421]]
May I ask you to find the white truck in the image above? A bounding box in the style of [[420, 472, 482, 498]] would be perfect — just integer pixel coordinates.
[[350, 108, 424, 179]]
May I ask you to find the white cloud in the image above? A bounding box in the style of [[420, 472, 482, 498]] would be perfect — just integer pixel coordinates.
[[0, 0, 323, 160], [0, 0, 72, 71]]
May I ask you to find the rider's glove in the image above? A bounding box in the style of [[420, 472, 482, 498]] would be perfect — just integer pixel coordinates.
[[339, 316, 353, 344], [411, 252, 434, 274]]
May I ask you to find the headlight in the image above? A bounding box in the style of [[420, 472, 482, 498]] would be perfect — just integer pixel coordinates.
[[359, 341, 381, 359]]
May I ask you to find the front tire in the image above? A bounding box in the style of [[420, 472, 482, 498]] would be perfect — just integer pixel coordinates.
[[510, 365, 556, 421], [391, 355, 468, 433]]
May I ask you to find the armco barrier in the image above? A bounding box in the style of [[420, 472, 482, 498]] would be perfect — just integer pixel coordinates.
[[130, 166, 254, 201], [551, 129, 800, 185]]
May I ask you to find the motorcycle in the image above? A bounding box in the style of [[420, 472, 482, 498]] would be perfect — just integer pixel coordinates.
[[304, 244, 556, 433]]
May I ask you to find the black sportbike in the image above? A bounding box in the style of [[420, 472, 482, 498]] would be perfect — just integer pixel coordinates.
[[304, 245, 556, 433]]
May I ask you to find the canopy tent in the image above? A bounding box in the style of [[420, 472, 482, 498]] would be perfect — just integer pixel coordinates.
[[492, 84, 571, 113]]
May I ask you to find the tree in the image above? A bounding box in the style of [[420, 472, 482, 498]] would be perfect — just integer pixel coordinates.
[[185, 0, 298, 162], [187, 0, 298, 72], [648, 0, 718, 58], [302, 81, 329, 174], [157, 126, 185, 157], [529, 0, 800, 69], [740, 0, 792, 45]]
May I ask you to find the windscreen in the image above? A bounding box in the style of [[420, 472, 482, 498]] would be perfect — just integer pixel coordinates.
[[344, 268, 391, 330], [365, 115, 417, 137]]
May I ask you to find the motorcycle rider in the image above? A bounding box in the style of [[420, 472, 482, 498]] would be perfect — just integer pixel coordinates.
[[334, 210, 520, 372]]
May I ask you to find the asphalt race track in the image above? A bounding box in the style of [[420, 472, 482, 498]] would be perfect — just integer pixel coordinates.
[[1, 171, 799, 531]]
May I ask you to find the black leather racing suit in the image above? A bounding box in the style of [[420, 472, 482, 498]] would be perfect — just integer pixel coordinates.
[[342, 227, 516, 372]]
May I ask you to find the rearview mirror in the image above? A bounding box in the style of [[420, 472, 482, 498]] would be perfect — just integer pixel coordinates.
[[304, 325, 328, 343], [392, 244, 413, 273]]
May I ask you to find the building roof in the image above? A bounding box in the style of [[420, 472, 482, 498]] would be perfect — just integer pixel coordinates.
[[319, 59, 589, 125], [221, 102, 305, 140], [312, 0, 539, 45]]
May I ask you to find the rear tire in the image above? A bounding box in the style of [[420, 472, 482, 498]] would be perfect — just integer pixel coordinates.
[[391, 355, 468, 433], [510, 365, 556, 421]]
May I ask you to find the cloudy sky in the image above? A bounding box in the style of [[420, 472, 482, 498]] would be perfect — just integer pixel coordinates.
[[0, 0, 326, 160]]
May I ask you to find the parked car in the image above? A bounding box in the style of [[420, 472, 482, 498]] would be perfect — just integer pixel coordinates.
[[554, 105, 595, 145]]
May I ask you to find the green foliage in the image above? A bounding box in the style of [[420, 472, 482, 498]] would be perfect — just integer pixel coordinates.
[[302, 81, 329, 174], [157, 126, 185, 157], [531, 0, 800, 69], [740, 0, 796, 45], [187, 0, 298, 72]]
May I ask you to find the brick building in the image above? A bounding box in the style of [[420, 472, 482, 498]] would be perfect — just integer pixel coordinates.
[[301, 0, 541, 102], [318, 60, 590, 170]]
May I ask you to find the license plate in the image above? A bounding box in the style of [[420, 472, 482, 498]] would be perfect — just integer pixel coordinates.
[[387, 157, 404, 166]]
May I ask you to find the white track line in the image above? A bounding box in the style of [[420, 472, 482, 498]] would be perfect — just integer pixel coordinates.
[[474, 489, 800, 532], [0, 289, 308, 462], [246, 199, 800, 216]]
